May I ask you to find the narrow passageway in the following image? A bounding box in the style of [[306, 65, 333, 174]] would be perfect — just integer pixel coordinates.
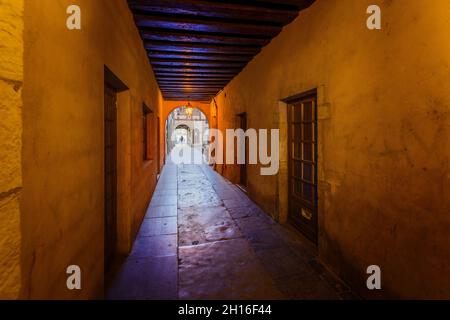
[[3, 0, 449, 301], [108, 147, 355, 300]]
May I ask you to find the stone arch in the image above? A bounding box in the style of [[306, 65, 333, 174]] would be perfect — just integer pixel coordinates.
[[165, 104, 210, 155], [175, 124, 191, 131], [162, 101, 211, 125]]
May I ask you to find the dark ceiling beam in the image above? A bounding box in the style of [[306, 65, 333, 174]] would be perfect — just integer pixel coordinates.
[[163, 94, 212, 97], [164, 97, 212, 100], [163, 93, 211, 95], [129, 0, 298, 23], [163, 97, 213, 101], [161, 85, 223, 89], [157, 78, 229, 84], [150, 58, 246, 68], [157, 76, 232, 80], [153, 66, 239, 74], [157, 78, 233, 83], [162, 88, 221, 92], [145, 41, 260, 55], [160, 87, 224, 91], [158, 81, 227, 87], [163, 91, 216, 94], [161, 88, 222, 93], [163, 92, 214, 95], [162, 94, 219, 97], [148, 51, 251, 62], [164, 97, 214, 100], [155, 72, 235, 78], [134, 14, 282, 36], [253, 0, 315, 9], [127, 0, 315, 102], [161, 86, 226, 90], [141, 29, 270, 46], [161, 90, 222, 94]]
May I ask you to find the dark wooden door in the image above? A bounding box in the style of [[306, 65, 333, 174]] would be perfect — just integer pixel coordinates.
[[288, 93, 318, 244], [104, 85, 118, 270], [238, 113, 248, 187], [157, 117, 161, 173]]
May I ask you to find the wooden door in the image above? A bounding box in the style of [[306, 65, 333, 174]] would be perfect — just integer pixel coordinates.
[[288, 93, 318, 244], [237, 113, 248, 187], [104, 85, 118, 270], [157, 116, 161, 173]]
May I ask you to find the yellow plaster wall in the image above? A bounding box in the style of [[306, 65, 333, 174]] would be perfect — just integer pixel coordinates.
[[22, 0, 162, 299], [0, 0, 23, 299], [212, 0, 450, 299]]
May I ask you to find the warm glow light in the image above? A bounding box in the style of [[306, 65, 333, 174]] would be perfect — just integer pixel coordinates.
[[185, 102, 193, 117]]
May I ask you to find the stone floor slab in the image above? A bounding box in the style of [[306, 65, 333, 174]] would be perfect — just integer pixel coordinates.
[[130, 234, 177, 259], [153, 188, 178, 196], [178, 239, 284, 300], [227, 204, 266, 219], [178, 206, 242, 246], [235, 215, 276, 234], [178, 177, 212, 190], [145, 205, 177, 218], [246, 227, 286, 251], [254, 245, 312, 280], [138, 217, 177, 236], [150, 195, 178, 207], [223, 197, 253, 209], [274, 272, 341, 300], [155, 183, 178, 191], [178, 187, 222, 208], [107, 256, 177, 300]]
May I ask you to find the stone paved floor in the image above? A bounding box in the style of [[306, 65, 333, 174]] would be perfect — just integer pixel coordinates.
[[108, 152, 356, 300]]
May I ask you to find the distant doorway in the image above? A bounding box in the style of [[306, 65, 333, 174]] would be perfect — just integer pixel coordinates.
[[287, 91, 318, 244], [165, 105, 209, 159]]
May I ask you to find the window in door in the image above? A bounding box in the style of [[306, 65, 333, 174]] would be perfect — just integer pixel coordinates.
[[287, 91, 318, 244]]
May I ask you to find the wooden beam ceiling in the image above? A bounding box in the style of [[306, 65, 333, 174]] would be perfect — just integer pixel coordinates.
[[127, 0, 315, 101]]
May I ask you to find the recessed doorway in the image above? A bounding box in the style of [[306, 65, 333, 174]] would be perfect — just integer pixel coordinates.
[[287, 91, 318, 244]]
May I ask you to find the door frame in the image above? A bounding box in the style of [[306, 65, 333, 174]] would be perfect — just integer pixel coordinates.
[[284, 89, 319, 245], [236, 112, 248, 189], [104, 67, 128, 281], [104, 83, 118, 273], [157, 116, 161, 174]]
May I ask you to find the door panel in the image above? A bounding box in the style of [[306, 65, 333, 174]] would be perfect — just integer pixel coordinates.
[[238, 113, 248, 187], [157, 117, 161, 173], [104, 85, 118, 271], [288, 94, 318, 244]]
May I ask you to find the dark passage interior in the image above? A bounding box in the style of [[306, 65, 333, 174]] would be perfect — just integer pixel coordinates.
[[2, 0, 449, 300]]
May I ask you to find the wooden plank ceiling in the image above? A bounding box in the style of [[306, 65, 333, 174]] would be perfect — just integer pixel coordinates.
[[127, 0, 315, 101]]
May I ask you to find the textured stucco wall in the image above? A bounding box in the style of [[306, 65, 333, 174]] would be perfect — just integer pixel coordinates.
[[0, 0, 23, 299], [212, 0, 450, 299], [22, 0, 162, 299]]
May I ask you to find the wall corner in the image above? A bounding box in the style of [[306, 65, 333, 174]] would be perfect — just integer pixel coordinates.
[[0, 0, 24, 299]]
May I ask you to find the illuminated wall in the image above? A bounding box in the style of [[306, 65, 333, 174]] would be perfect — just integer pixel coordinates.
[[212, 0, 450, 299], [21, 0, 163, 299], [0, 0, 23, 299]]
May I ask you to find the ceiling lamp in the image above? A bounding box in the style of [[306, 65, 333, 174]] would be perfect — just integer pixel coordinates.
[[185, 101, 193, 118]]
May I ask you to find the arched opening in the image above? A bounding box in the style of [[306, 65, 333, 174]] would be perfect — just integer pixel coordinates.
[[175, 124, 190, 145], [165, 105, 210, 163]]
